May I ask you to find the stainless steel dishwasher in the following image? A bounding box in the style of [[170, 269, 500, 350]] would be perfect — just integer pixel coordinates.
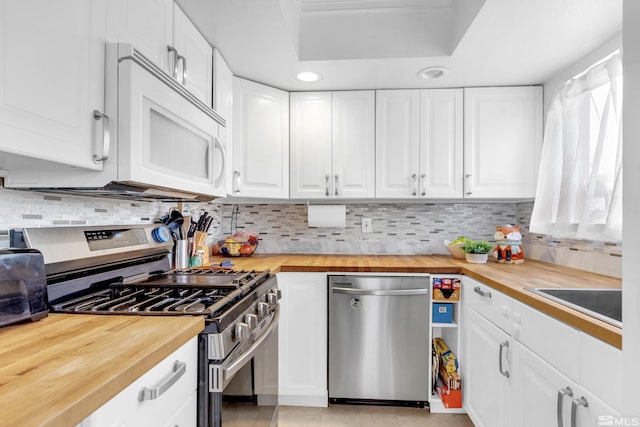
[[328, 275, 430, 406]]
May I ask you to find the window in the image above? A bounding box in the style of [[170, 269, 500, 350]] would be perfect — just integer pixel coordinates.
[[530, 52, 622, 242]]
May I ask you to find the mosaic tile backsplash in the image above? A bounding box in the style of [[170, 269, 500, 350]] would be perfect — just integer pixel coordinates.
[[0, 188, 622, 277]]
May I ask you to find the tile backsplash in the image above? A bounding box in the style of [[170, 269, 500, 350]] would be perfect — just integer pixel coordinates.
[[0, 188, 621, 277]]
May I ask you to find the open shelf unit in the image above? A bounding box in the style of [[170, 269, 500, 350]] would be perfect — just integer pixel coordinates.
[[428, 274, 465, 414]]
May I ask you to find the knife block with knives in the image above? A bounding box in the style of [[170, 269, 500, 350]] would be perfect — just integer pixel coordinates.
[[187, 211, 214, 266]]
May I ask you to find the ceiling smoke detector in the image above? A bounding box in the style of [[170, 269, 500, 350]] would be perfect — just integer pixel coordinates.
[[295, 71, 322, 82], [417, 66, 449, 80]]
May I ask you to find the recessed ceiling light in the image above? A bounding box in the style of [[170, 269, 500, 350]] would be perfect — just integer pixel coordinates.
[[295, 71, 322, 83], [417, 66, 449, 80]]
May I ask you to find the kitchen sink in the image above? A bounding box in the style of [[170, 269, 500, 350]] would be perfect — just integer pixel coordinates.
[[527, 288, 622, 328]]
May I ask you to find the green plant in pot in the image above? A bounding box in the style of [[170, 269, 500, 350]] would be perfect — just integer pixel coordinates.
[[461, 240, 493, 264]]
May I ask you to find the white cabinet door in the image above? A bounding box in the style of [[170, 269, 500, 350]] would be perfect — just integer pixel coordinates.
[[232, 77, 289, 198], [213, 49, 233, 195], [419, 89, 463, 198], [277, 273, 328, 407], [463, 306, 512, 427], [290, 91, 375, 199], [332, 91, 375, 198], [512, 340, 576, 427], [375, 90, 420, 198], [172, 3, 212, 106], [512, 340, 618, 427], [289, 92, 333, 199], [463, 86, 543, 199], [107, 0, 173, 72], [0, 0, 107, 170]]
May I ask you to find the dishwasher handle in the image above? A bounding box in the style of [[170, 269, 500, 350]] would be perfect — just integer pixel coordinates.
[[331, 286, 429, 296]]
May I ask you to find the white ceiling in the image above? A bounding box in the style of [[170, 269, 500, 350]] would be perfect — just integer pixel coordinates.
[[176, 0, 622, 92]]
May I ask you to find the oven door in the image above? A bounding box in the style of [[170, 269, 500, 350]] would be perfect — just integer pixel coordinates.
[[116, 53, 226, 198], [208, 308, 279, 427]]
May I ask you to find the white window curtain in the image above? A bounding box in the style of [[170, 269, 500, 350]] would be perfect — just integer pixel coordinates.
[[530, 53, 623, 242]]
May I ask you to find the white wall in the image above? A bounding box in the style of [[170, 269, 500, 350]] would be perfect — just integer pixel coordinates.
[[622, 0, 640, 416]]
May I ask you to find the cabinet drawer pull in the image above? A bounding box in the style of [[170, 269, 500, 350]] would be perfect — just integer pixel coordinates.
[[498, 340, 510, 378], [177, 53, 186, 85], [411, 173, 418, 196], [325, 174, 330, 197], [138, 360, 186, 402], [473, 286, 492, 298], [556, 386, 573, 427], [233, 171, 241, 193], [570, 396, 588, 427], [92, 110, 110, 162], [167, 45, 179, 79]]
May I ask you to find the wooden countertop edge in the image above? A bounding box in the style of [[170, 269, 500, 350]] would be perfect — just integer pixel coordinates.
[[216, 254, 622, 349], [16, 316, 206, 427], [460, 268, 622, 348], [60, 317, 205, 427]]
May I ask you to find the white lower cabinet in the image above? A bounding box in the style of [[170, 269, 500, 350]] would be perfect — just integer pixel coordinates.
[[463, 306, 513, 427], [277, 273, 328, 407], [463, 276, 623, 427], [78, 336, 198, 427], [512, 341, 617, 427]]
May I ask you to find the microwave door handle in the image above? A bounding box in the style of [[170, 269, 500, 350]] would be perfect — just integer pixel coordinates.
[[92, 110, 110, 162], [214, 138, 226, 188]]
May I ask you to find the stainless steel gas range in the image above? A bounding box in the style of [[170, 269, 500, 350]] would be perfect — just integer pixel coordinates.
[[12, 223, 280, 427]]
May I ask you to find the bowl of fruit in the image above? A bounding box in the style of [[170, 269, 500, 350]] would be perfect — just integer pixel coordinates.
[[216, 231, 259, 257], [444, 236, 469, 259]]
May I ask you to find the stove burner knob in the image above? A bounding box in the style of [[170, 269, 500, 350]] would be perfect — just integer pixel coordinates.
[[234, 322, 249, 342], [267, 293, 278, 305], [151, 226, 171, 243], [257, 302, 270, 317], [245, 314, 258, 331], [271, 288, 282, 300]]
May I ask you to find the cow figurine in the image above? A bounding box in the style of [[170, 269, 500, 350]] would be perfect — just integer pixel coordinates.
[[493, 225, 524, 264]]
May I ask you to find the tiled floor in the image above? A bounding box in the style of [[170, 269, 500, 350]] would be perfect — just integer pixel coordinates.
[[279, 405, 475, 427], [223, 403, 475, 427]]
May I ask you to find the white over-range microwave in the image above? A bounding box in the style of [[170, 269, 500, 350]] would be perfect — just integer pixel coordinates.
[[7, 43, 227, 201]]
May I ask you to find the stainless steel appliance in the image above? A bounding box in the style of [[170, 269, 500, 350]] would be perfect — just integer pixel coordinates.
[[0, 249, 49, 328], [6, 44, 227, 202], [13, 224, 279, 427], [328, 275, 430, 406]]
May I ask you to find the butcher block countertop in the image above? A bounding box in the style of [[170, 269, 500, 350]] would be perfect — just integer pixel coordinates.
[[212, 254, 622, 348], [0, 314, 203, 427]]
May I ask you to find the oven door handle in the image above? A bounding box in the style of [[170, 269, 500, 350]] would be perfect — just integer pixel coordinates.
[[212, 307, 279, 391]]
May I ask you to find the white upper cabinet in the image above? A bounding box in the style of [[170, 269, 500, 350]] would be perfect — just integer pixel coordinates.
[[376, 90, 420, 198], [232, 77, 289, 198], [376, 89, 463, 198], [463, 86, 543, 199], [108, 0, 212, 105], [107, 0, 173, 72], [290, 91, 375, 199], [290, 92, 333, 198], [420, 89, 464, 198], [172, 3, 212, 106], [0, 0, 108, 170], [213, 49, 234, 195]]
